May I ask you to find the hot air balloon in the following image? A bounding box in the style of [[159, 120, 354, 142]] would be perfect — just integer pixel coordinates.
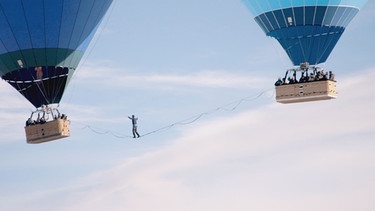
[[242, 0, 367, 103], [0, 0, 113, 143]]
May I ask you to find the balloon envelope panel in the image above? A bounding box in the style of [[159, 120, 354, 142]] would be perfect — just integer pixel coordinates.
[[243, 0, 368, 16], [242, 0, 367, 65], [0, 0, 113, 108]]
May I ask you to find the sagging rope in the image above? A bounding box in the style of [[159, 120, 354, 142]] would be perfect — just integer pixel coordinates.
[[73, 89, 273, 139]]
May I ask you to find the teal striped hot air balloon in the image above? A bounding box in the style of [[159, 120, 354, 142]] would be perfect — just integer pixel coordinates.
[[242, 0, 368, 66], [0, 0, 113, 108]]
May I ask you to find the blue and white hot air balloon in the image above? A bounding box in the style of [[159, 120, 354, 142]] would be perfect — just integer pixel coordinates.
[[242, 0, 368, 104], [242, 0, 368, 66], [0, 0, 113, 143], [0, 0, 113, 108]]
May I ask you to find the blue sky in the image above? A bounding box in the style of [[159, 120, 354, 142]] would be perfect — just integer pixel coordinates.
[[0, 1, 375, 210]]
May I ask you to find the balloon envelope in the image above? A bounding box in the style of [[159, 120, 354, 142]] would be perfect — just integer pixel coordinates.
[[242, 0, 367, 66], [0, 0, 113, 108]]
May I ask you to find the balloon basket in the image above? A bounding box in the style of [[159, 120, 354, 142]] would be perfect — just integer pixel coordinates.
[[275, 80, 337, 104], [25, 119, 70, 144]]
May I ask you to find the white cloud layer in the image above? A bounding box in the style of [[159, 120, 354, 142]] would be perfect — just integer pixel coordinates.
[[3, 68, 375, 211], [73, 63, 270, 91], [0, 82, 33, 143]]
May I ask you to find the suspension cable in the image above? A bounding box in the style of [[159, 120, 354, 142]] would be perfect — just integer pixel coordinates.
[[72, 88, 274, 140]]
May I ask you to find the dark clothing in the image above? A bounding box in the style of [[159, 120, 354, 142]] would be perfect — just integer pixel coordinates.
[[132, 126, 140, 138], [275, 79, 283, 86], [128, 116, 140, 138]]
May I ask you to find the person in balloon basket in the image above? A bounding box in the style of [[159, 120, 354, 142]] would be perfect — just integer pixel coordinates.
[[128, 115, 141, 138], [274, 78, 283, 86]]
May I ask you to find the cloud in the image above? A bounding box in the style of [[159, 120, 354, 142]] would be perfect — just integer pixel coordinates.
[[73, 63, 270, 92], [5, 68, 375, 211], [0, 82, 34, 143]]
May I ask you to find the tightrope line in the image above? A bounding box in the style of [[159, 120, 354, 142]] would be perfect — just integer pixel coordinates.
[[72, 88, 274, 139]]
